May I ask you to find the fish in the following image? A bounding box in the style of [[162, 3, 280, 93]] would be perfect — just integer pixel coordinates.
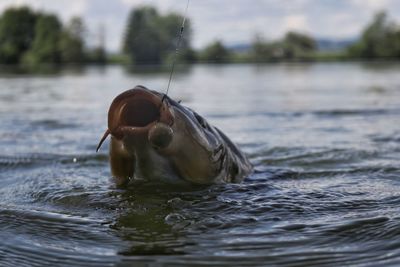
[[97, 85, 252, 186]]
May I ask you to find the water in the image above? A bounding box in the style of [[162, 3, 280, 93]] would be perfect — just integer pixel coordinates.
[[0, 63, 400, 266]]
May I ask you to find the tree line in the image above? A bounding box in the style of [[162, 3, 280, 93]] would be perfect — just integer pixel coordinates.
[[199, 11, 400, 63], [121, 6, 317, 64], [0, 6, 399, 66], [0, 6, 105, 65], [348, 11, 400, 58]]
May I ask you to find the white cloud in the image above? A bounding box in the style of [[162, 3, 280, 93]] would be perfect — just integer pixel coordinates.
[[283, 15, 309, 33], [0, 0, 88, 20], [120, 0, 182, 13], [351, 0, 390, 10]]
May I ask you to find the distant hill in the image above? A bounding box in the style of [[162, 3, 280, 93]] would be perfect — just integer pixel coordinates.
[[227, 43, 252, 53], [316, 38, 357, 52], [227, 37, 358, 53]]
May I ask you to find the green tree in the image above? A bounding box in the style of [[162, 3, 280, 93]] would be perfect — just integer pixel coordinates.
[[348, 11, 400, 58], [250, 32, 315, 62], [23, 14, 62, 65], [251, 35, 283, 61], [60, 17, 86, 63], [0, 7, 38, 64], [160, 13, 195, 63], [123, 6, 162, 64], [122, 6, 193, 65], [88, 47, 107, 64], [200, 41, 231, 63], [160, 13, 192, 57], [282, 31, 316, 59], [88, 24, 107, 64]]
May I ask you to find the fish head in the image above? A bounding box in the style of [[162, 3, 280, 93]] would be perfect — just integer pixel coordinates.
[[98, 85, 251, 185], [106, 86, 174, 148]]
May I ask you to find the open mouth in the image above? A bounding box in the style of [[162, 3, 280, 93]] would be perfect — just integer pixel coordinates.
[[109, 87, 174, 136], [120, 98, 160, 127], [96, 86, 174, 152]]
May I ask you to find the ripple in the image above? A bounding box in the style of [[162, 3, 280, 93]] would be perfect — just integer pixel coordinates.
[[260, 147, 378, 166], [370, 132, 400, 143], [2, 64, 400, 266], [30, 119, 78, 130], [208, 107, 400, 119], [0, 154, 53, 169], [0, 153, 108, 172], [310, 108, 398, 117], [0, 208, 119, 266]]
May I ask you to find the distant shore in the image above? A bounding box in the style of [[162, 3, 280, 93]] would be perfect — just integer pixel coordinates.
[[1, 6, 399, 68]]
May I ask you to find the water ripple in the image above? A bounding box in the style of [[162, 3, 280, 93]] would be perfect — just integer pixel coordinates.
[[2, 64, 400, 266]]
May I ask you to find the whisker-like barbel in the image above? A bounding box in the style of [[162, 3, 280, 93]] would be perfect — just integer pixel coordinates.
[[96, 129, 110, 152], [98, 86, 252, 186]]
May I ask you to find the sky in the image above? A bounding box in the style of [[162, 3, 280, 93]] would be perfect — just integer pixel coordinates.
[[1, 0, 400, 52]]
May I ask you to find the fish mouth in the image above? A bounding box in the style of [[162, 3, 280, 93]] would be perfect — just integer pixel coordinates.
[[96, 86, 174, 151], [120, 98, 160, 128]]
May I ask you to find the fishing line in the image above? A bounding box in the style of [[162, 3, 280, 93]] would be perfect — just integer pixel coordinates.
[[162, 0, 190, 103]]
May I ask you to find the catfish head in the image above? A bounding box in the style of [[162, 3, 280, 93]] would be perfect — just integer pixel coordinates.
[[97, 86, 252, 186]]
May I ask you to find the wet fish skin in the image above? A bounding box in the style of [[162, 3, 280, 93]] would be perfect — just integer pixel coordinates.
[[98, 86, 252, 186]]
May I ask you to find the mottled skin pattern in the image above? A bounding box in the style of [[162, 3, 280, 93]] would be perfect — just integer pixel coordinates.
[[98, 86, 252, 186]]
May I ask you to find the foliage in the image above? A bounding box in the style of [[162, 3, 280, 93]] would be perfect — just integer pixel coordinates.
[[60, 17, 86, 63], [0, 7, 38, 64], [122, 6, 193, 65], [282, 31, 316, 59], [107, 53, 130, 64], [250, 32, 316, 62], [87, 47, 107, 64], [123, 7, 161, 64], [251, 35, 282, 61], [199, 41, 231, 63], [159, 13, 191, 52], [348, 11, 400, 58], [1, 5, 399, 66], [23, 14, 62, 65], [0, 7, 88, 65]]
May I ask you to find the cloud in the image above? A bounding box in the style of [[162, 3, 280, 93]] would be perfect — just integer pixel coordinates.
[[283, 15, 309, 33], [120, 0, 175, 11], [0, 0, 88, 20], [351, 0, 390, 10]]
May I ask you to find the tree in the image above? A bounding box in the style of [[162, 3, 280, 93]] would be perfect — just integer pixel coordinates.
[[0, 7, 38, 64], [160, 13, 191, 53], [88, 47, 106, 64], [0, 7, 93, 65], [123, 7, 162, 64], [89, 24, 107, 64], [60, 17, 86, 63], [23, 14, 62, 64], [348, 11, 400, 58], [251, 34, 283, 62], [122, 6, 193, 65], [159, 13, 195, 63], [200, 41, 231, 63], [250, 32, 316, 62], [282, 31, 316, 59]]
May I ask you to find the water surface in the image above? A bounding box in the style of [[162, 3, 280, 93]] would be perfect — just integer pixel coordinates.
[[1, 63, 400, 266]]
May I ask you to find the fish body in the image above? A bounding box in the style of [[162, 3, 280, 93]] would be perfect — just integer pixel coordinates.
[[98, 86, 252, 186]]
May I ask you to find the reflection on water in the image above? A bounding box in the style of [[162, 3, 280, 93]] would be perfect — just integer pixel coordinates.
[[1, 63, 400, 266]]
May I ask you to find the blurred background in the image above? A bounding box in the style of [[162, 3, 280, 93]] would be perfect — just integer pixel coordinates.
[[0, 0, 400, 66], [1, 1, 400, 266]]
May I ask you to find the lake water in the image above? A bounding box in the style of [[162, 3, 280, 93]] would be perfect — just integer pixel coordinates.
[[1, 63, 400, 266]]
